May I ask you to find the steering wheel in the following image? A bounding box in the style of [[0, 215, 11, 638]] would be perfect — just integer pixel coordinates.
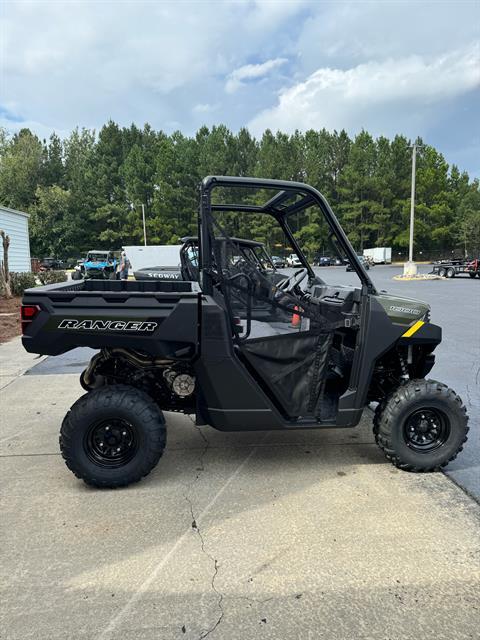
[[276, 268, 308, 295]]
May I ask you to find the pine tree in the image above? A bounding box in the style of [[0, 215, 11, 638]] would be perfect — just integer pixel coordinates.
[[0, 121, 477, 260]]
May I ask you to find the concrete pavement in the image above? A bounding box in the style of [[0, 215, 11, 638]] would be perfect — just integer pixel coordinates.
[[1, 337, 479, 639], [0, 336, 46, 389]]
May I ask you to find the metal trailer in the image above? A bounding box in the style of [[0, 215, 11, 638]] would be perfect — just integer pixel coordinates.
[[430, 258, 480, 279]]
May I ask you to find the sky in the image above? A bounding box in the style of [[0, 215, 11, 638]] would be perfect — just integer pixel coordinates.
[[1, 0, 479, 175]]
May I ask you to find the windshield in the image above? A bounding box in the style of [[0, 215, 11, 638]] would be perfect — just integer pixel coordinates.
[[87, 252, 110, 262]]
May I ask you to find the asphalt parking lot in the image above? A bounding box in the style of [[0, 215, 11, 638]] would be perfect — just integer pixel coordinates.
[[1, 265, 479, 639]]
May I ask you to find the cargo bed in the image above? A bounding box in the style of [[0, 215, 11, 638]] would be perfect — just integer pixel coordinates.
[[21, 279, 201, 358]]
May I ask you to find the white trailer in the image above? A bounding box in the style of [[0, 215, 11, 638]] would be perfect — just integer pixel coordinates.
[[363, 247, 392, 264], [123, 245, 183, 272]]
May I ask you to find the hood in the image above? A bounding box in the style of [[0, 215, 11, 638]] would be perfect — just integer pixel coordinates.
[[375, 292, 430, 326]]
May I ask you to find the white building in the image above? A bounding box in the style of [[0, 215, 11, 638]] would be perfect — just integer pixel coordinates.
[[0, 205, 31, 272]]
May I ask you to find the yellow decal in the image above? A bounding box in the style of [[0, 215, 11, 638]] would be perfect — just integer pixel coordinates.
[[402, 320, 425, 338]]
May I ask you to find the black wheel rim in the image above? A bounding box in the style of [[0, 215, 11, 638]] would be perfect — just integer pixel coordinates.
[[84, 418, 138, 468], [403, 408, 450, 453]]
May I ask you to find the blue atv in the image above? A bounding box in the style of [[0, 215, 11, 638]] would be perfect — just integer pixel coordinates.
[[72, 250, 117, 280]]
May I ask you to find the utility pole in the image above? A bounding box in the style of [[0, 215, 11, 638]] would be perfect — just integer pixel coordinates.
[[404, 143, 420, 276], [409, 144, 417, 262], [141, 203, 147, 246]]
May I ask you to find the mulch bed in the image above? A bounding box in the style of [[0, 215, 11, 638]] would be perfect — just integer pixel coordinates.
[[0, 296, 22, 343]]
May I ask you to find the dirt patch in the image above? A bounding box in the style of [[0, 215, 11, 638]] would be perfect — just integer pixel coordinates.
[[0, 296, 21, 343]]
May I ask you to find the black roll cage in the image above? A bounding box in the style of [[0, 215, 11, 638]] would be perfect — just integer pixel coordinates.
[[199, 175, 376, 295]]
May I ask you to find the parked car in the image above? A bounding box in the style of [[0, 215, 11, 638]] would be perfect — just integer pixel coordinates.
[[346, 255, 370, 271], [40, 257, 65, 271], [271, 255, 286, 268], [286, 253, 302, 267], [313, 255, 334, 266]]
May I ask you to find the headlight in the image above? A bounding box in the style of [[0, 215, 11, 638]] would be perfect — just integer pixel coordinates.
[[421, 309, 431, 322]]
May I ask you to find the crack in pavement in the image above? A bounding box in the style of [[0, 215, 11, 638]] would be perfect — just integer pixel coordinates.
[[183, 418, 225, 639], [98, 440, 261, 640], [228, 595, 276, 606], [187, 498, 225, 639]]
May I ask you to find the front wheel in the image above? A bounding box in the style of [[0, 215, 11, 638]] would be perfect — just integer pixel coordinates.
[[60, 385, 166, 488], [374, 379, 468, 471]]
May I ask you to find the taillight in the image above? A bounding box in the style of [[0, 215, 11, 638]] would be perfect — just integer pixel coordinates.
[[21, 304, 41, 334]]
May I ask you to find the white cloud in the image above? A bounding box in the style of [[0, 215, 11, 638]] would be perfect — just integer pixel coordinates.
[[248, 45, 480, 137], [225, 58, 288, 94], [1, 1, 479, 175], [295, 1, 480, 73], [0, 2, 303, 131]]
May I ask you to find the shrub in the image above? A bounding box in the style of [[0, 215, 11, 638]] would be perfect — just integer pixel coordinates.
[[37, 270, 68, 285], [8, 272, 37, 296]]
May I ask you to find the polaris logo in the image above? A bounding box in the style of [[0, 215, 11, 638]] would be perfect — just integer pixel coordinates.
[[389, 306, 421, 316], [58, 319, 158, 332]]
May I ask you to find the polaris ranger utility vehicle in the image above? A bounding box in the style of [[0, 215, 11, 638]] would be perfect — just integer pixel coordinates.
[[21, 176, 468, 488]]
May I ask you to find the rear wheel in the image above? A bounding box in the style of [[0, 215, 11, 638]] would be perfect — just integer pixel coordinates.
[[446, 267, 455, 278], [60, 385, 166, 488], [374, 379, 468, 471], [438, 267, 447, 277]]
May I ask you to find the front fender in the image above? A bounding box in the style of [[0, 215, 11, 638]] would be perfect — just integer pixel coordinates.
[[398, 321, 441, 348], [398, 321, 441, 378]]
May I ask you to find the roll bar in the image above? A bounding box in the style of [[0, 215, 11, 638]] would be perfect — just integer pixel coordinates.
[[199, 176, 376, 295]]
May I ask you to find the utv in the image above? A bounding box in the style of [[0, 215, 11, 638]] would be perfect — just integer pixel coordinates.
[[71, 250, 118, 280], [21, 176, 468, 488]]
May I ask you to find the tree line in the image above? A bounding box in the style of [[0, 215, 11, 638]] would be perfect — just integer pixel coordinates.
[[0, 123, 479, 261]]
